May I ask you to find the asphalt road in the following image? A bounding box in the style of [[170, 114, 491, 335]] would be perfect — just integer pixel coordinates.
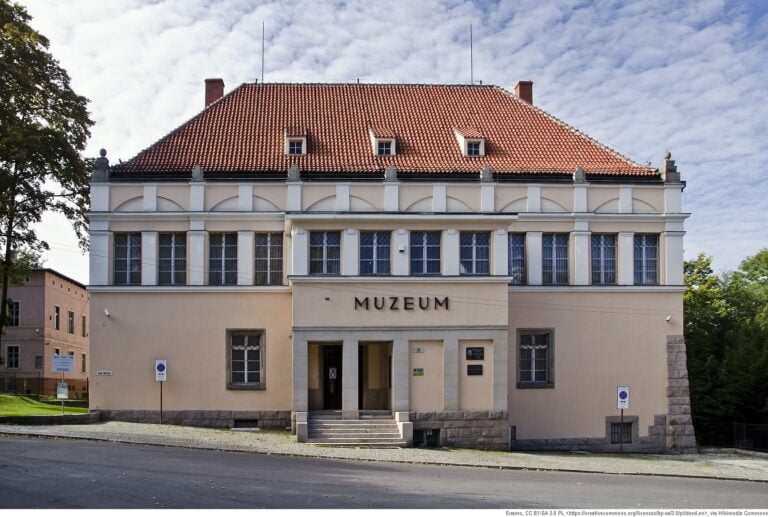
[[0, 437, 766, 508]]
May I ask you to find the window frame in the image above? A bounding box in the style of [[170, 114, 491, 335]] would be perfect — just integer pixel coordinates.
[[508, 233, 526, 285], [6, 345, 19, 369], [309, 231, 341, 276], [287, 139, 304, 155], [113, 232, 142, 285], [254, 232, 284, 285], [81, 315, 87, 338], [610, 422, 633, 444], [159, 232, 187, 286], [459, 231, 490, 276], [53, 306, 60, 331], [7, 300, 19, 326], [516, 329, 554, 389], [209, 232, 238, 286], [359, 231, 391, 276], [81, 353, 87, 373], [591, 233, 617, 285], [377, 140, 393, 156], [67, 310, 75, 334], [466, 140, 482, 156], [410, 231, 441, 276], [634, 233, 659, 285], [226, 330, 266, 390], [542, 233, 569, 286]]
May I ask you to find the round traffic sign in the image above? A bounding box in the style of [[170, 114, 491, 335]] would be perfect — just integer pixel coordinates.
[[619, 390, 628, 400], [156, 363, 166, 372]]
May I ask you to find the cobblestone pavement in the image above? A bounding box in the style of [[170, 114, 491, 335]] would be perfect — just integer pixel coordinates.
[[1, 421, 766, 482]]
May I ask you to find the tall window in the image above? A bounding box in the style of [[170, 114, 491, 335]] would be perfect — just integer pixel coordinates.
[[81, 353, 87, 373], [410, 231, 441, 275], [591, 234, 617, 285], [228, 332, 264, 388], [360, 231, 391, 275], [518, 331, 553, 387], [67, 310, 75, 334], [159, 233, 187, 285], [634, 234, 659, 285], [6, 345, 19, 369], [114, 233, 141, 285], [255, 233, 283, 285], [81, 315, 87, 338], [209, 233, 238, 285], [460, 232, 490, 275], [54, 306, 60, 330], [508, 233, 526, 285], [7, 301, 19, 326], [309, 231, 341, 275], [542, 233, 569, 285]]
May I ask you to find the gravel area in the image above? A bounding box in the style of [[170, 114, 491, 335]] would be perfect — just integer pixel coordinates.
[[1, 421, 766, 482]]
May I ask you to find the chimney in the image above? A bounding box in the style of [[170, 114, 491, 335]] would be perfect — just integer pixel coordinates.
[[515, 80, 533, 104], [205, 78, 224, 107]]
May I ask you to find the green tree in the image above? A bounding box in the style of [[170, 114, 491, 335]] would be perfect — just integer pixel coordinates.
[[0, 0, 92, 345]]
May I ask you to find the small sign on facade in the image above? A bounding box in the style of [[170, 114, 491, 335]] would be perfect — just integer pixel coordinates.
[[412, 368, 424, 376], [96, 370, 113, 376], [52, 355, 75, 373], [465, 347, 485, 360], [617, 386, 630, 410], [155, 360, 167, 382], [467, 364, 484, 376], [56, 383, 69, 400]]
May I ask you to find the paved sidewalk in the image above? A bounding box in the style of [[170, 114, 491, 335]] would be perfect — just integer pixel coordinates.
[[1, 421, 766, 482]]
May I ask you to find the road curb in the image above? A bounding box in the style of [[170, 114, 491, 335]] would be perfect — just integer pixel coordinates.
[[1, 428, 766, 484]]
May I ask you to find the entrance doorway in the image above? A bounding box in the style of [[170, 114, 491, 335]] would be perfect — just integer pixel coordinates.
[[358, 342, 392, 411], [322, 344, 342, 410]]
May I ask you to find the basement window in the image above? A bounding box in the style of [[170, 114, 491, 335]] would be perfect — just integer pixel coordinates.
[[610, 422, 633, 444]]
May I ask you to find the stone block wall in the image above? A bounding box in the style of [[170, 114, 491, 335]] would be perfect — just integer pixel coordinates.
[[411, 410, 508, 450], [666, 335, 698, 453], [100, 410, 291, 430]]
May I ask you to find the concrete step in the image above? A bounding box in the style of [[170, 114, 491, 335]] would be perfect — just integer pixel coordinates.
[[309, 433, 402, 439], [309, 422, 398, 428], [309, 427, 399, 434], [308, 435, 405, 442], [311, 443, 406, 449]]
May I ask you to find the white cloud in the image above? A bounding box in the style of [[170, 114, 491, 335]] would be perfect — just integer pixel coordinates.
[[20, 0, 768, 281]]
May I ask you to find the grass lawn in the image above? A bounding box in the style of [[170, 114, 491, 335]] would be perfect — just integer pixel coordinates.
[[0, 394, 89, 417]]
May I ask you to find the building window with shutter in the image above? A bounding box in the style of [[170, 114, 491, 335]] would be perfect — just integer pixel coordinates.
[[591, 234, 617, 285], [360, 231, 391, 275], [159, 232, 187, 285], [255, 233, 283, 285], [309, 231, 341, 275], [114, 233, 141, 285], [542, 233, 568, 285], [209, 233, 238, 285], [410, 231, 441, 276], [508, 233, 526, 285]]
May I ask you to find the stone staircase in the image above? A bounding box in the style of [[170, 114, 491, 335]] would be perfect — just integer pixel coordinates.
[[307, 411, 407, 448]]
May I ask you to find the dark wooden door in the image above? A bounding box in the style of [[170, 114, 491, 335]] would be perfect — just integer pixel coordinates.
[[323, 345, 342, 410]]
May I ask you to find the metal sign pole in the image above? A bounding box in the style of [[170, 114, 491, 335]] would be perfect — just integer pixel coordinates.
[[160, 381, 163, 425], [619, 408, 624, 452], [61, 371, 65, 415]]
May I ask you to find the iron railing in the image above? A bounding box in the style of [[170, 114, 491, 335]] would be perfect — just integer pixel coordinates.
[[702, 422, 768, 452], [0, 370, 89, 399]]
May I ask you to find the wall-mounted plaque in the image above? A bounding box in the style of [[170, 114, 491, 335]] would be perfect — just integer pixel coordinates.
[[467, 364, 483, 376], [465, 347, 485, 360], [412, 368, 424, 377]]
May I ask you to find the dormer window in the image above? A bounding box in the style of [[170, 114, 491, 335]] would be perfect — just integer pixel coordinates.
[[369, 127, 397, 156], [284, 127, 307, 155], [288, 140, 304, 155], [454, 128, 486, 157], [467, 141, 481, 156]]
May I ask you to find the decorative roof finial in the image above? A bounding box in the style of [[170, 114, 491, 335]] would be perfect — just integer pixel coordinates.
[[91, 148, 110, 182], [191, 164, 204, 182], [573, 166, 586, 184], [660, 150, 680, 183], [287, 164, 301, 182], [384, 165, 397, 182], [480, 165, 493, 183]]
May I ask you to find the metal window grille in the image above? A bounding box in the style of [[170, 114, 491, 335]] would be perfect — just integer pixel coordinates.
[[67, 311, 74, 334], [114, 233, 142, 285], [159, 233, 187, 285], [459, 232, 490, 275], [255, 233, 283, 285], [54, 306, 60, 330], [360, 231, 391, 275], [410, 231, 441, 275], [6, 346, 19, 369], [519, 332, 550, 384], [610, 422, 633, 444], [634, 234, 659, 285], [209, 233, 238, 285], [230, 333, 262, 385], [591, 234, 617, 285], [377, 141, 392, 155], [309, 232, 341, 275], [288, 140, 303, 154], [542, 233, 568, 285], [467, 141, 481, 155], [7, 301, 19, 326], [508, 233, 526, 285]]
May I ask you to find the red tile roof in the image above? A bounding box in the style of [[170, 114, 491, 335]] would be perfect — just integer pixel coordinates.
[[114, 83, 656, 178]]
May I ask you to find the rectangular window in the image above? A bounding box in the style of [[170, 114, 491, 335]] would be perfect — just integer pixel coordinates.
[[542, 233, 568, 285], [228, 332, 264, 388], [81, 315, 87, 338], [159, 232, 187, 285], [459, 232, 490, 275], [360, 231, 391, 275], [377, 140, 392, 155], [6, 345, 19, 369], [114, 233, 142, 285], [467, 141, 481, 156], [508, 233, 526, 285], [634, 234, 659, 285], [54, 306, 60, 331], [288, 140, 303, 154], [7, 301, 19, 326], [54, 347, 60, 356], [67, 310, 75, 334], [309, 231, 341, 275], [34, 356, 42, 370], [81, 353, 87, 373], [610, 422, 633, 444], [255, 233, 283, 285], [591, 234, 617, 285], [410, 231, 441, 275], [518, 330, 553, 387], [209, 233, 238, 285]]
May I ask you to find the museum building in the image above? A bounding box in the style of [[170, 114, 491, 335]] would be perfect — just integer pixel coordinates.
[[87, 80, 697, 452]]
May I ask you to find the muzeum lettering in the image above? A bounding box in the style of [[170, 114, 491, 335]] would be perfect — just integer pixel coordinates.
[[354, 296, 449, 311]]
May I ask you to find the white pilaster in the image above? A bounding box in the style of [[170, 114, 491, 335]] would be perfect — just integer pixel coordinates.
[[190, 183, 205, 211], [619, 186, 633, 214], [392, 229, 409, 275], [384, 183, 399, 212], [392, 339, 409, 411], [664, 184, 683, 214], [573, 230, 591, 286], [89, 231, 110, 286], [90, 184, 109, 212], [341, 228, 359, 276], [442, 229, 459, 275], [574, 185, 587, 213], [237, 231, 254, 285], [292, 336, 309, 411], [480, 183, 495, 212], [443, 337, 459, 410], [618, 231, 635, 285], [492, 229, 508, 276], [292, 228, 308, 276], [143, 185, 157, 212], [432, 184, 446, 212], [492, 331, 508, 410], [663, 231, 685, 285], [527, 185, 541, 212], [141, 231, 158, 286], [238, 184, 253, 211], [526, 232, 543, 285], [335, 184, 350, 211], [188, 230, 207, 286], [287, 183, 302, 212], [342, 339, 359, 419]]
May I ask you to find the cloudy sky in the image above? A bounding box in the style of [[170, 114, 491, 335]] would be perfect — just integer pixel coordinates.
[[21, 0, 768, 283]]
